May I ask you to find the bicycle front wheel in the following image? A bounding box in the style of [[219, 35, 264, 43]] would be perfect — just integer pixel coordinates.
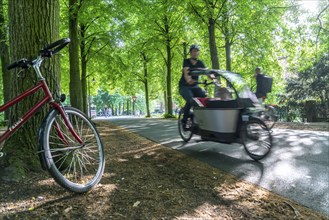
[[178, 109, 193, 142], [40, 106, 105, 193]]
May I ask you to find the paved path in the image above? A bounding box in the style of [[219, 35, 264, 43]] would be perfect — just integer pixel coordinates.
[[97, 116, 329, 215]]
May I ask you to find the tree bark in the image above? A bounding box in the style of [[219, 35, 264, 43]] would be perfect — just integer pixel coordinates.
[[141, 52, 151, 117], [0, 0, 10, 120], [164, 16, 173, 116], [208, 18, 220, 69], [4, 0, 60, 177], [225, 39, 231, 71], [80, 24, 88, 115], [69, 0, 83, 110], [183, 42, 187, 59]]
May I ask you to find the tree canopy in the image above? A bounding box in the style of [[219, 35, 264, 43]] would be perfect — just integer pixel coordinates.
[[1, 0, 328, 118]]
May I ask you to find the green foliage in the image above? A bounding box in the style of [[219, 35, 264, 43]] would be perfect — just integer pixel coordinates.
[[2, 0, 329, 120], [281, 53, 329, 120], [163, 113, 176, 119]]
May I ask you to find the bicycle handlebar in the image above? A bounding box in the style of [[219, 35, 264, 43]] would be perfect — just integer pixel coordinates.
[[40, 38, 71, 58], [196, 80, 214, 86], [7, 38, 71, 70], [7, 58, 31, 70]]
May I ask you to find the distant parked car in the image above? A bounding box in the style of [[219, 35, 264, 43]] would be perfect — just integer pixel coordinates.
[[152, 109, 163, 114], [90, 110, 97, 118]]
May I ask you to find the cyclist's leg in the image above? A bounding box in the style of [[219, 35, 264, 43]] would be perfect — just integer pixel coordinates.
[[179, 86, 193, 123]]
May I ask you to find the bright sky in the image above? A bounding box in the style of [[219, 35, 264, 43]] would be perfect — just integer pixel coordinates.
[[299, 0, 321, 13]]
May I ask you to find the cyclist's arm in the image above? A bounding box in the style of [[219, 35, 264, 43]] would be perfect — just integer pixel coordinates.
[[183, 67, 195, 85]]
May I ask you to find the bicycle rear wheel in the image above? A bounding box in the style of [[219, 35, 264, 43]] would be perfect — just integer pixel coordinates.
[[240, 117, 272, 161], [178, 109, 193, 142], [39, 106, 105, 193]]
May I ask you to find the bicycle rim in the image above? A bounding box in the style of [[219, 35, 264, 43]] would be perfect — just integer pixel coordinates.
[[43, 107, 105, 193], [242, 118, 272, 160]]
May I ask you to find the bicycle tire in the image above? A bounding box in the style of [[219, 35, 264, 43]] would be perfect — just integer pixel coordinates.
[[240, 117, 272, 161], [39, 106, 105, 193], [178, 109, 193, 142]]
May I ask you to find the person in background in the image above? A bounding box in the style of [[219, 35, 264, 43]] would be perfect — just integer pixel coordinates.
[[254, 67, 266, 104]]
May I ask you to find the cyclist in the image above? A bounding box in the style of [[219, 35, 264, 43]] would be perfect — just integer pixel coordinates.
[[179, 44, 206, 129]]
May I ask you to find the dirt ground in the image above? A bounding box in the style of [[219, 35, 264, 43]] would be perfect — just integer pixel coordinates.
[[0, 121, 328, 219]]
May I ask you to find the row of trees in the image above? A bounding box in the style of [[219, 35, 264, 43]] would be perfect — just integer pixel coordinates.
[[0, 0, 328, 177]]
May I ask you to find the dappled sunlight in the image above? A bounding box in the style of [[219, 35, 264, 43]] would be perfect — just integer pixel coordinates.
[[121, 143, 161, 156], [108, 118, 329, 215]]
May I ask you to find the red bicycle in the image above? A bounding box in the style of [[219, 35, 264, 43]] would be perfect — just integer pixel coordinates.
[[0, 38, 105, 193]]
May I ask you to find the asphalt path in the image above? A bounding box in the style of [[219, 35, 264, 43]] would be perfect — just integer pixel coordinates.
[[97, 116, 329, 215]]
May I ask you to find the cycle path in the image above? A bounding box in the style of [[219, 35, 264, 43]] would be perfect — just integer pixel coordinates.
[[98, 117, 329, 215]]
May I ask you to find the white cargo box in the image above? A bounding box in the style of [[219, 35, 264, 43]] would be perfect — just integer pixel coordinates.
[[194, 108, 240, 133]]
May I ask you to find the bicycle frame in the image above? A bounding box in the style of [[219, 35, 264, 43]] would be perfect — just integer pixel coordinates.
[[0, 79, 83, 147]]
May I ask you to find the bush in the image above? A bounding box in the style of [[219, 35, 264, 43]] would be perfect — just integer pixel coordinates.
[[163, 113, 176, 119]]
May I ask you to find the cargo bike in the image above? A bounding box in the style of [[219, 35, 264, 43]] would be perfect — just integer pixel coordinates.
[[178, 69, 272, 161]]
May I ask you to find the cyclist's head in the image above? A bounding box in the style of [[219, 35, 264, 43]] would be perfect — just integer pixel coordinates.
[[190, 44, 200, 59], [255, 67, 261, 74], [190, 44, 200, 52]]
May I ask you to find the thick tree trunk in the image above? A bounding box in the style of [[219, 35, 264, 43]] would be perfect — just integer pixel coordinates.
[[0, 0, 10, 120], [69, 0, 83, 110], [4, 0, 60, 178], [80, 24, 88, 115], [208, 18, 220, 69]]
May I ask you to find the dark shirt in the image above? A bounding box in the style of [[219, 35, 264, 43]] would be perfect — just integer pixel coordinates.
[[179, 58, 206, 87]]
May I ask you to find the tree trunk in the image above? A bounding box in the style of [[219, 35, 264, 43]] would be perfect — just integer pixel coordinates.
[[164, 16, 173, 116], [80, 24, 88, 115], [141, 52, 151, 117], [0, 0, 10, 120], [208, 18, 220, 69], [164, 90, 168, 114], [127, 99, 130, 115], [183, 42, 187, 59], [225, 39, 231, 71], [69, 0, 83, 110], [122, 102, 124, 115], [4, 0, 60, 178]]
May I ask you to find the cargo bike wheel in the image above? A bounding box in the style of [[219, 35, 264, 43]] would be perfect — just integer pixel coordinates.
[[178, 108, 193, 142], [240, 116, 272, 160]]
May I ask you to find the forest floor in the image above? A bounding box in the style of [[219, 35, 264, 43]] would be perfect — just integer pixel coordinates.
[[0, 121, 328, 219]]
